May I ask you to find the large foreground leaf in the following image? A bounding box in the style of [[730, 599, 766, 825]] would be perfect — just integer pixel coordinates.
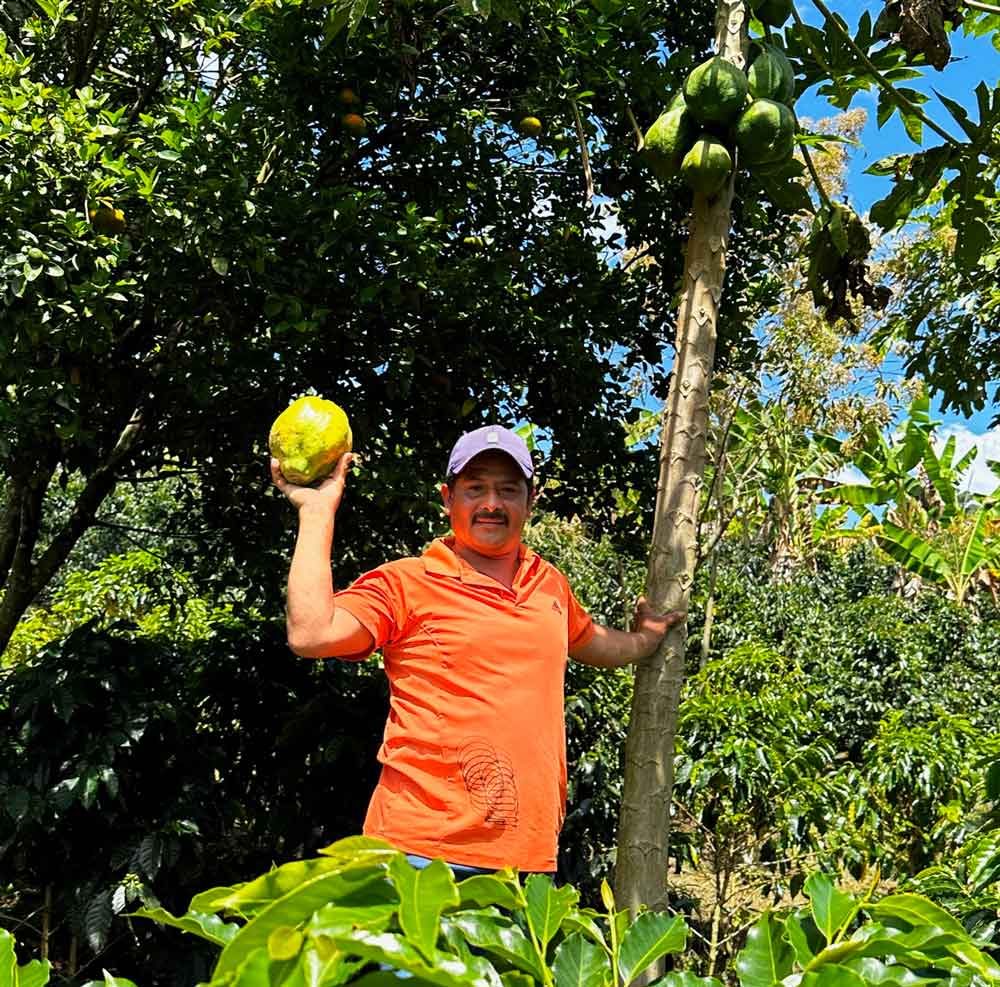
[[324, 930, 501, 987], [867, 895, 965, 937], [0, 931, 51, 987], [389, 857, 460, 962], [215, 862, 394, 975], [736, 914, 794, 987], [618, 912, 687, 986], [552, 932, 609, 987], [524, 875, 579, 952], [445, 910, 544, 980], [805, 874, 857, 943], [130, 906, 239, 946]]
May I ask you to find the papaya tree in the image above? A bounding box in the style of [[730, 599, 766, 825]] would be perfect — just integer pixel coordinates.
[[615, 0, 1000, 929]]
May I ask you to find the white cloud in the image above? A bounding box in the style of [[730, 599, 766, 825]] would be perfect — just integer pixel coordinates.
[[935, 424, 1000, 495]]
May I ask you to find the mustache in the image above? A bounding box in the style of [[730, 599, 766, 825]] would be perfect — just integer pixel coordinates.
[[473, 511, 509, 523]]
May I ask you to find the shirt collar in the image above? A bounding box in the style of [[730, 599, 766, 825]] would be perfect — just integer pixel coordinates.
[[422, 536, 537, 583]]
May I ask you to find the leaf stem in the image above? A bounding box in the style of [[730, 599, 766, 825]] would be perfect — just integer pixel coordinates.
[[961, 0, 1000, 13], [799, 141, 835, 211], [624, 101, 645, 152], [569, 95, 595, 207], [804, 0, 962, 146]]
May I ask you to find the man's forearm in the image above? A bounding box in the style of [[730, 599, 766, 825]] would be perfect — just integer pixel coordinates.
[[286, 508, 338, 651], [569, 623, 659, 668]]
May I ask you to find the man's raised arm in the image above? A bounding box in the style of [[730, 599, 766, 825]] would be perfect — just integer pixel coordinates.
[[271, 453, 375, 659]]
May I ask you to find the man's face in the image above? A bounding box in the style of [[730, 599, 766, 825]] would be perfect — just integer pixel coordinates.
[[441, 450, 533, 558]]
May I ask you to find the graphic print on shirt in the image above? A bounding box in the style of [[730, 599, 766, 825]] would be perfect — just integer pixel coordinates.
[[458, 738, 519, 829]]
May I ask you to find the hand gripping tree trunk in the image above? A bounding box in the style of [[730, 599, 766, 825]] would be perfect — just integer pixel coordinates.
[[614, 0, 749, 929]]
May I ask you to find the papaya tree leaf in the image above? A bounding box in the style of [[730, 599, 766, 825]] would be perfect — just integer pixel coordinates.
[[618, 913, 687, 986], [932, 89, 979, 141]]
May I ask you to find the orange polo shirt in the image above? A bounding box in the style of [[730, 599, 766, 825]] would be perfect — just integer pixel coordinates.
[[333, 536, 595, 872]]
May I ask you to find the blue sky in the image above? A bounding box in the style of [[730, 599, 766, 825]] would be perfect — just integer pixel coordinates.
[[794, 0, 1000, 490]]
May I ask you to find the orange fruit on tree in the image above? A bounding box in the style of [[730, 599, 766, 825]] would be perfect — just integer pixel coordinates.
[[342, 112, 367, 136]]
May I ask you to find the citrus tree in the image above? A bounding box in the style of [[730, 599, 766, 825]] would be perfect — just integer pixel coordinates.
[[0, 0, 795, 655]]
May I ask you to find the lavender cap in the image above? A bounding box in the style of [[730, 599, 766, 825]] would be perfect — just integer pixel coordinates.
[[447, 424, 534, 480]]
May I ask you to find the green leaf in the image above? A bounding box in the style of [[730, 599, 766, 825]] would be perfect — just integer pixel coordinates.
[[900, 110, 923, 145], [188, 885, 246, 913], [652, 975, 724, 987], [32, 0, 59, 21], [552, 933, 609, 987], [325, 930, 500, 987], [805, 874, 857, 944], [0, 930, 52, 987], [783, 912, 820, 967], [317, 835, 399, 859], [130, 906, 240, 946], [800, 964, 867, 987], [561, 910, 609, 950], [932, 90, 979, 141], [876, 523, 950, 584], [445, 910, 543, 980], [845, 958, 943, 987], [211, 256, 229, 276], [820, 484, 886, 509], [954, 215, 990, 270], [215, 859, 394, 974], [868, 895, 966, 937], [618, 913, 687, 986], [525, 874, 579, 952], [389, 857, 459, 962], [307, 901, 397, 936], [736, 914, 794, 987], [600, 880, 615, 913], [457, 874, 525, 911]]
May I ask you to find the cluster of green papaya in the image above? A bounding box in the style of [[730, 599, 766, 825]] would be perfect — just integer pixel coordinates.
[[643, 0, 798, 198]]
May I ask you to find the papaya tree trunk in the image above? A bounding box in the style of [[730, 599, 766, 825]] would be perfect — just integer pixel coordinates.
[[614, 0, 749, 922]]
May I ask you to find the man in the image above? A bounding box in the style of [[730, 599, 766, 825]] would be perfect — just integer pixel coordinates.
[[271, 423, 684, 875]]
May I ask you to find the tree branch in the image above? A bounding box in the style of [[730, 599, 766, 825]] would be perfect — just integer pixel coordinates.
[[0, 479, 22, 588], [32, 413, 144, 594], [569, 96, 595, 207]]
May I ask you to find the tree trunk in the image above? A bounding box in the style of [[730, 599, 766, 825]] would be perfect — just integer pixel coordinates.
[[614, 0, 749, 923], [0, 413, 143, 654]]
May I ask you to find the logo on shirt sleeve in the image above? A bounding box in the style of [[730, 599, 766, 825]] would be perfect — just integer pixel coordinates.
[[459, 739, 519, 830], [550, 599, 563, 614]]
